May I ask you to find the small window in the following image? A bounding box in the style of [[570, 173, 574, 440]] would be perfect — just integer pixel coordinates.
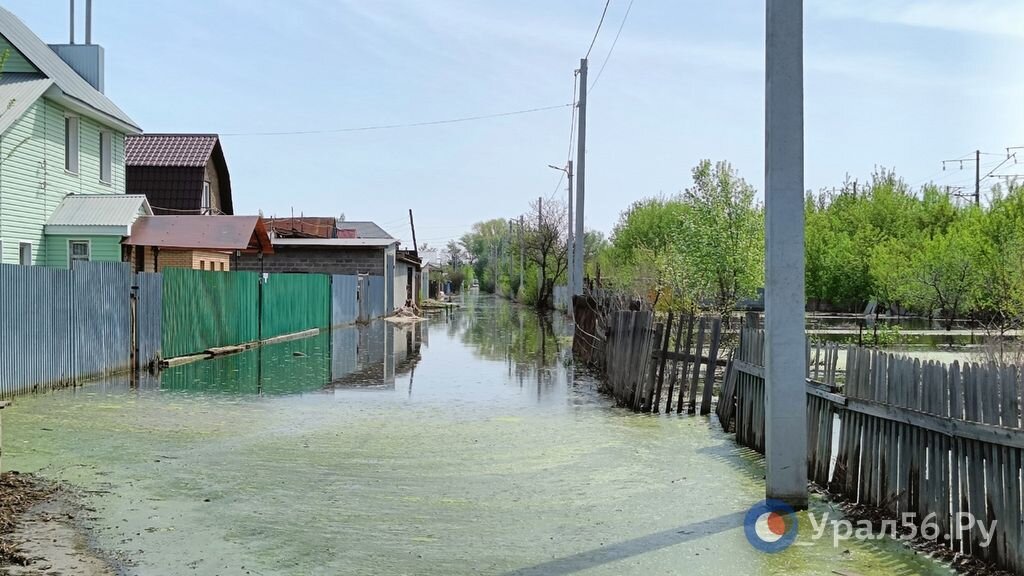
[[64, 116, 79, 173], [19, 242, 32, 265], [69, 240, 90, 266], [200, 260, 206, 271], [99, 132, 112, 183], [202, 181, 211, 213]]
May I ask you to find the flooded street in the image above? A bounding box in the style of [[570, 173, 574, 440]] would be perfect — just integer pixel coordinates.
[[5, 296, 950, 575]]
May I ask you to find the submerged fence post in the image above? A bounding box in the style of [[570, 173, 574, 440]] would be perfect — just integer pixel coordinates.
[[764, 0, 808, 509]]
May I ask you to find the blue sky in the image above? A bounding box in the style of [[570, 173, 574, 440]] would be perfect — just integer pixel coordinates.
[[6, 1, 1023, 248]]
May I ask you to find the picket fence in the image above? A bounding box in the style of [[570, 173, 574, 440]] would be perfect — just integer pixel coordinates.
[[721, 328, 1024, 575]]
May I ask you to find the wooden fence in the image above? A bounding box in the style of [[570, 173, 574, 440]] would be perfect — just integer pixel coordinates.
[[721, 327, 1024, 574], [596, 310, 726, 414]]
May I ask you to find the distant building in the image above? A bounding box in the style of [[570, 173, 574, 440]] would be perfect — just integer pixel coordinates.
[[123, 215, 272, 272], [235, 218, 402, 313], [395, 250, 422, 307], [0, 6, 141, 265], [125, 134, 233, 216]]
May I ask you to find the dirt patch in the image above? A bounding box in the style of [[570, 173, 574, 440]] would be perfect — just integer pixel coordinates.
[[0, 472, 115, 575]]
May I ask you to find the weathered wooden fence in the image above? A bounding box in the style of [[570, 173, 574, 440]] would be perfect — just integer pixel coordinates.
[[722, 327, 1024, 574], [598, 310, 726, 414]]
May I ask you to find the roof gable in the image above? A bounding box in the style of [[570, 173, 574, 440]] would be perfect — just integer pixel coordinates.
[[0, 8, 139, 132], [126, 134, 219, 167], [0, 73, 54, 135]]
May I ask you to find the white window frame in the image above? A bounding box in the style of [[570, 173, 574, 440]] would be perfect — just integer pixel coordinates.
[[65, 115, 80, 174], [18, 241, 32, 266], [68, 239, 91, 267], [202, 181, 212, 213], [99, 131, 112, 184]]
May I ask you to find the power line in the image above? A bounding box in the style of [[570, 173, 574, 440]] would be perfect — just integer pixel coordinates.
[[584, 0, 612, 60], [589, 0, 635, 93], [220, 103, 572, 137], [549, 74, 580, 201]]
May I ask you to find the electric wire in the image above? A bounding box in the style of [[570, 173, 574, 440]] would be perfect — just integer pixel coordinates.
[[220, 103, 572, 137], [584, 0, 612, 60], [589, 0, 635, 93]]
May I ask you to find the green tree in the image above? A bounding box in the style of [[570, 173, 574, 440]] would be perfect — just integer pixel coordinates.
[[680, 159, 764, 316]]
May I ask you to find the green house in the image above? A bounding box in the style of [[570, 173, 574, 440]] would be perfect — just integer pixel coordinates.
[[0, 6, 141, 267]]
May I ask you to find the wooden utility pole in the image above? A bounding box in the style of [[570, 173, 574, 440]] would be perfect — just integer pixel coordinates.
[[764, 0, 807, 509], [408, 209, 418, 255], [574, 59, 587, 297]]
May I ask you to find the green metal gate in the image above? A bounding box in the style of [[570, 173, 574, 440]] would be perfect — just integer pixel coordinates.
[[259, 273, 331, 340], [162, 269, 259, 358]]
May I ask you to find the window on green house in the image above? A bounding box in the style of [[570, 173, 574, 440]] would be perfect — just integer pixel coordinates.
[[99, 132, 112, 183], [65, 116, 79, 173], [69, 240, 90, 266], [19, 242, 32, 266]]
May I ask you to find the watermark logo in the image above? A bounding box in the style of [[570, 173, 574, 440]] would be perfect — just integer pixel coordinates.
[[744, 499, 798, 553]]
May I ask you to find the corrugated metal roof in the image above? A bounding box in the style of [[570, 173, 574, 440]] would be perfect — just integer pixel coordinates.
[[125, 134, 218, 167], [336, 221, 395, 239], [45, 194, 152, 228], [124, 216, 273, 253], [0, 6, 140, 132], [266, 217, 338, 238], [0, 73, 54, 135]]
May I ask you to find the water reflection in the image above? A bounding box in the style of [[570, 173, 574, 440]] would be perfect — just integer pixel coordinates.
[[154, 294, 569, 401]]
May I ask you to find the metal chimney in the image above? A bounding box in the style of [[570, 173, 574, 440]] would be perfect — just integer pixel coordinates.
[[52, 0, 105, 92], [85, 0, 92, 45]]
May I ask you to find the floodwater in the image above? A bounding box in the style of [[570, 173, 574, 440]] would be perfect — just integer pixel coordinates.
[[5, 296, 953, 575]]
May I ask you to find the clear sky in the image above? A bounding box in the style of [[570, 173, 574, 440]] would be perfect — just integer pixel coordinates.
[[6, 1, 1023, 249]]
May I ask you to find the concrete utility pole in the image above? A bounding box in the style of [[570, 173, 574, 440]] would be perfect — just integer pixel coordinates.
[[941, 151, 982, 207], [574, 59, 587, 297], [519, 215, 524, 294], [764, 0, 807, 509], [548, 161, 575, 302], [974, 149, 981, 206]]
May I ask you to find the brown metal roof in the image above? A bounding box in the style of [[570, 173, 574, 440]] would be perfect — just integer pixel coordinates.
[[125, 134, 219, 168], [124, 216, 273, 254], [266, 217, 337, 238]]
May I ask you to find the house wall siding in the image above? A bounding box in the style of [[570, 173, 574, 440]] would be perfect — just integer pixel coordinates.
[[0, 35, 38, 73], [394, 261, 411, 308], [204, 159, 222, 214], [235, 246, 387, 276], [43, 235, 122, 267], [0, 98, 126, 264]]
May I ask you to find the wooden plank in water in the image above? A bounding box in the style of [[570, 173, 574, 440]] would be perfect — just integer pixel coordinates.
[[676, 315, 696, 414], [699, 317, 722, 415]]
